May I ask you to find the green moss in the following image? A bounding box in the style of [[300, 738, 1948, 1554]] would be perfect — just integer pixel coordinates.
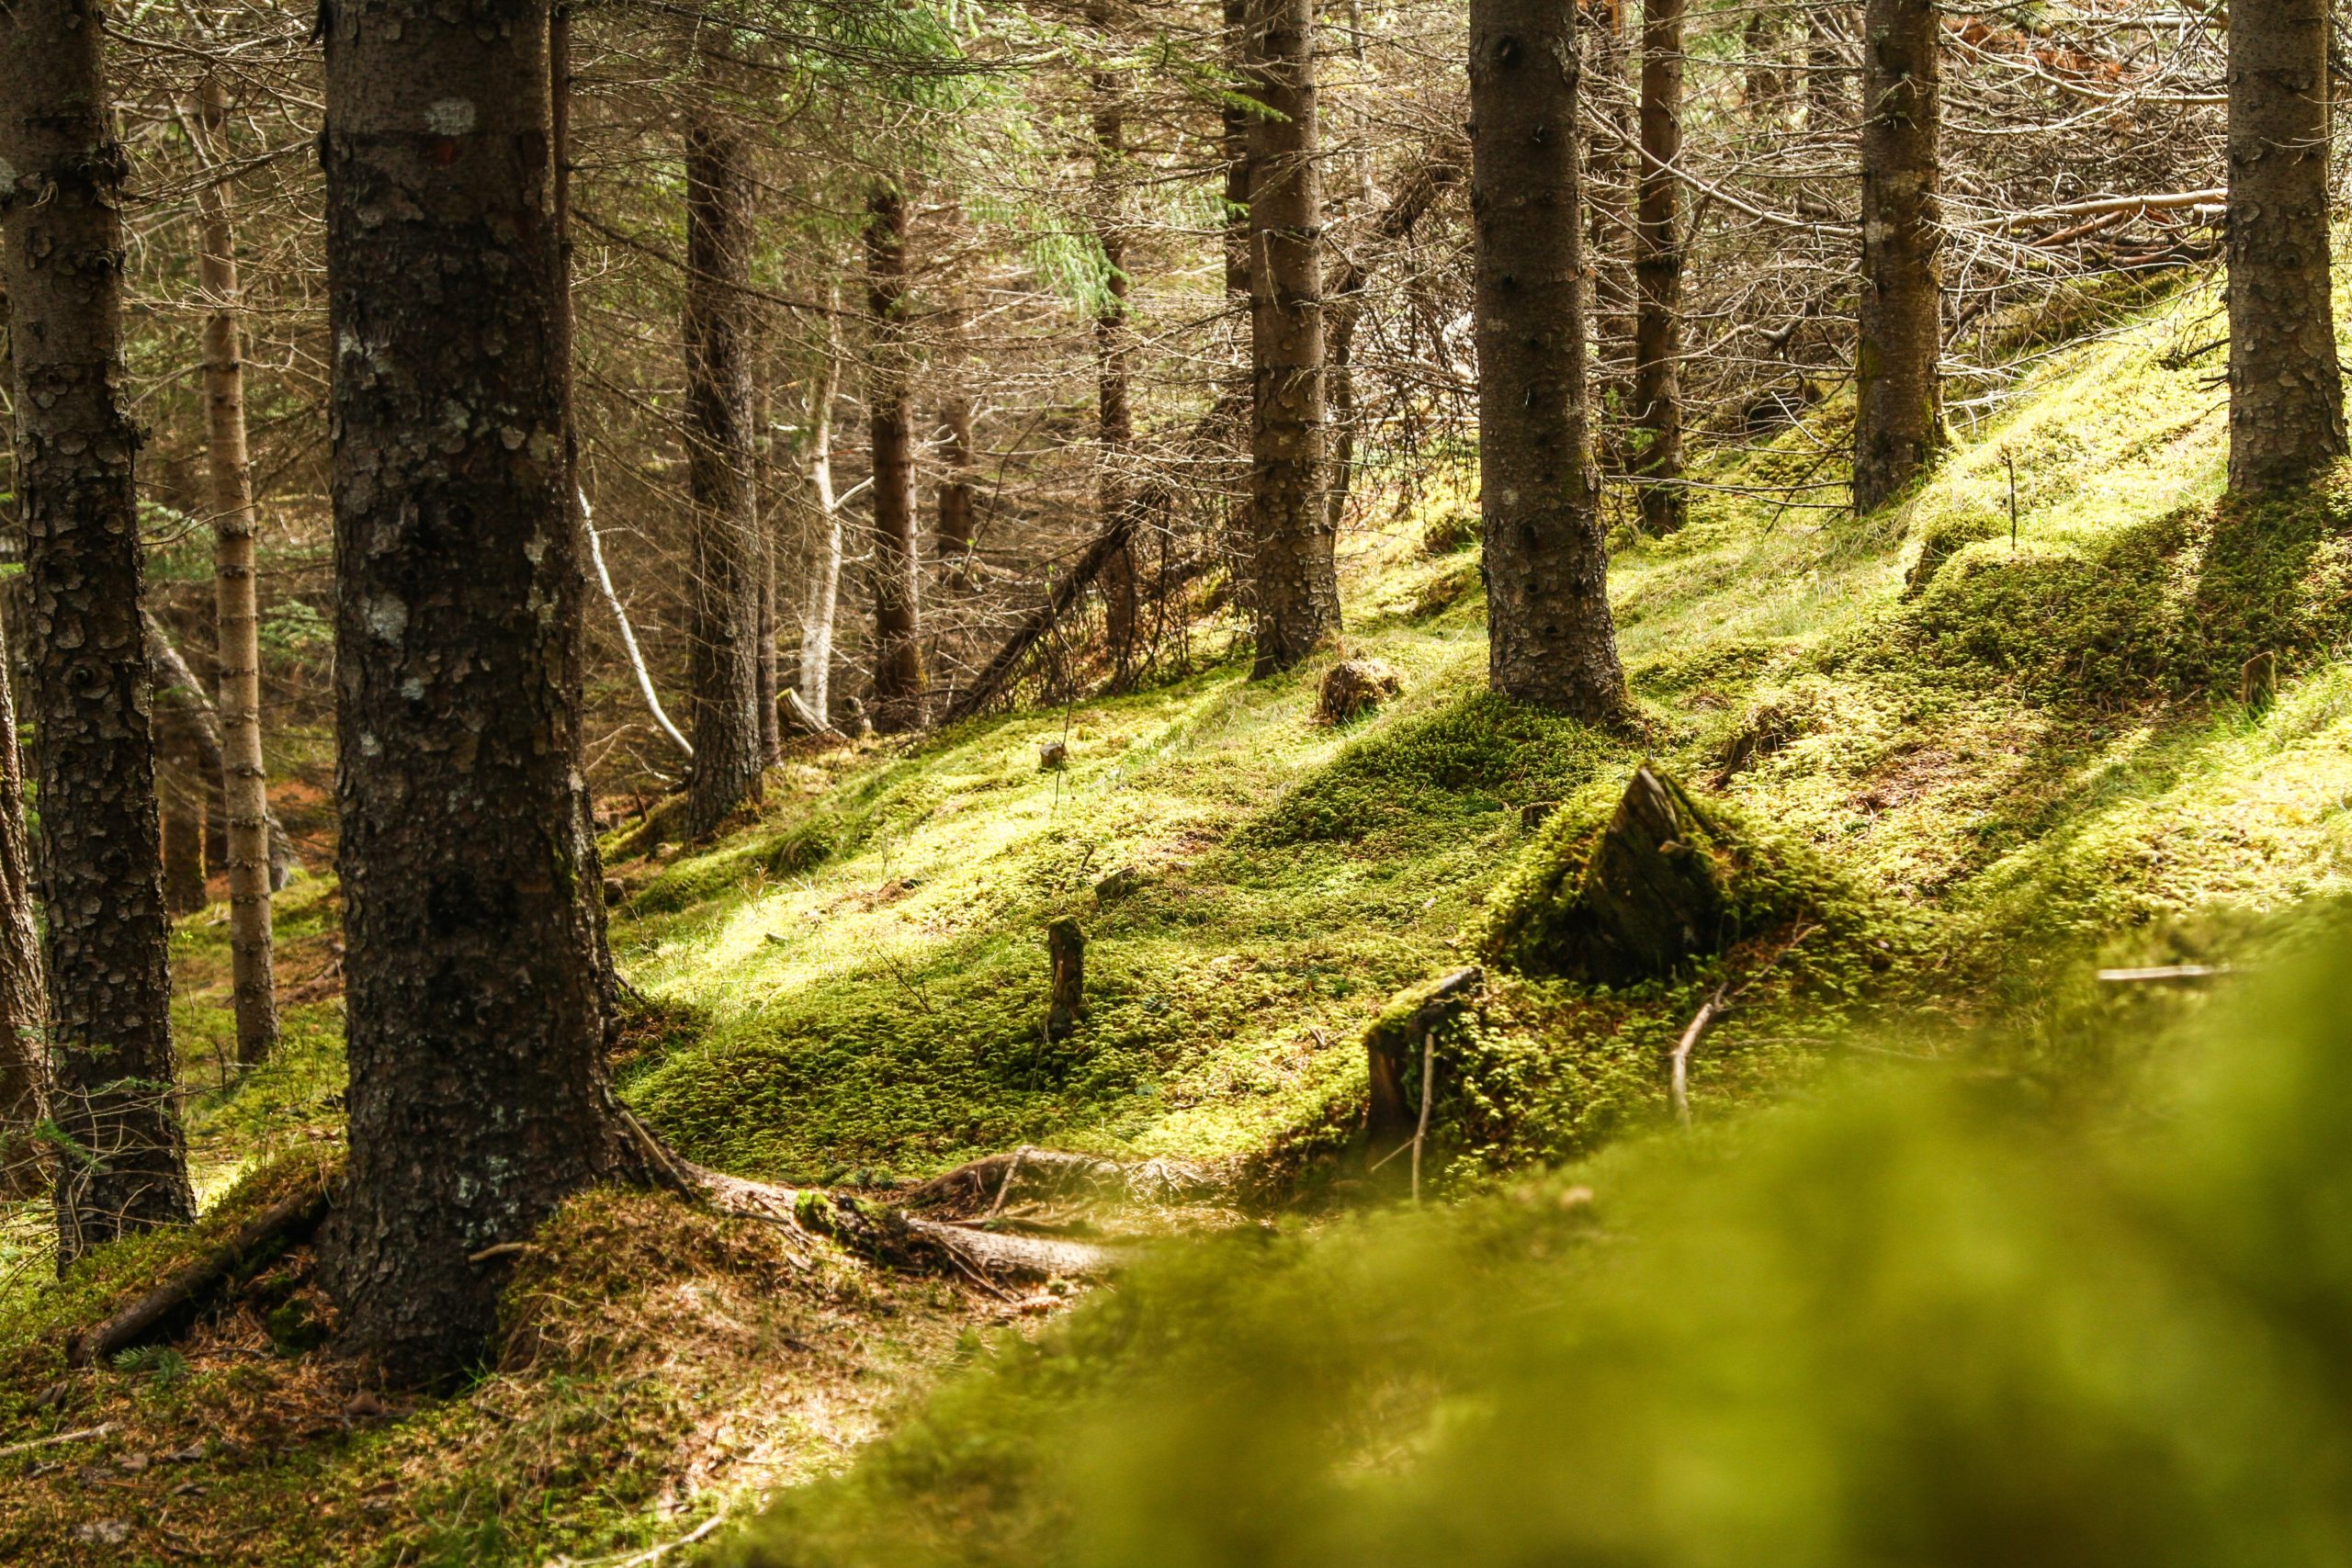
[[1249, 694, 1628, 847]]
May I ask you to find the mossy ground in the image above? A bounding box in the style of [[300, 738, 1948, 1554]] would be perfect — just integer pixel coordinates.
[[9, 272, 2352, 1561]]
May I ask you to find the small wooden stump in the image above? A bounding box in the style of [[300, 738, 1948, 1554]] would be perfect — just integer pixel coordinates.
[[1363, 966, 1482, 1168], [2242, 649, 2276, 713], [1316, 659, 1402, 724], [1046, 918, 1086, 1039], [1038, 739, 1069, 771]]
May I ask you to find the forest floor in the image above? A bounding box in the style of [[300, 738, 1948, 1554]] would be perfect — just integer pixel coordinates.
[[7, 273, 2352, 1564]]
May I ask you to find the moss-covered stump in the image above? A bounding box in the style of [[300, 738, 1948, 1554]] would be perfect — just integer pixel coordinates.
[[1480, 765, 1838, 987], [1363, 966, 1483, 1162], [1316, 660, 1402, 724]]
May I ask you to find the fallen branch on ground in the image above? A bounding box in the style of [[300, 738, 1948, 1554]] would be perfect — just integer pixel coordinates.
[[70, 1179, 331, 1367]]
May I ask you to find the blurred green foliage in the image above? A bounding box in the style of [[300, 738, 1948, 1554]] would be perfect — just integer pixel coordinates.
[[722, 920, 2352, 1567]]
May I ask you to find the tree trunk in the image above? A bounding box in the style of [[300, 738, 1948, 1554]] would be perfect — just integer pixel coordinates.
[[936, 392, 978, 568], [1046, 918, 1086, 1040], [0, 0, 195, 1267], [1092, 29, 1140, 684], [153, 675, 210, 919], [797, 293, 845, 728], [1852, 0, 1945, 512], [865, 185, 927, 732], [1223, 0, 1253, 304], [0, 606, 47, 1201], [317, 0, 650, 1384], [680, 118, 766, 839], [1633, 0, 1687, 533], [2226, 0, 2346, 491], [1585, 0, 1635, 473], [187, 71, 278, 1065], [1244, 0, 1340, 675], [1469, 0, 1629, 722]]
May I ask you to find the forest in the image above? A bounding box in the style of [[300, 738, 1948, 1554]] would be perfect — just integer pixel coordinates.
[[5, 0, 2352, 1560]]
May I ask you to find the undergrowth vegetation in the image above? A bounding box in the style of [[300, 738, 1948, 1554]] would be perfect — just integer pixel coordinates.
[[721, 917, 2352, 1568]]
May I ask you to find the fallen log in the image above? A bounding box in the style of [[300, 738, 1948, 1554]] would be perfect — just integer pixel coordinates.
[[69, 1179, 331, 1367], [901, 1146, 1219, 1214], [940, 508, 1136, 727]]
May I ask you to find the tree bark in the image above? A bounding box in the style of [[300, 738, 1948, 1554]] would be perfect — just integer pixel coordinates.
[[2226, 0, 2346, 491], [865, 185, 927, 732], [0, 0, 195, 1267], [318, 0, 649, 1384], [680, 118, 766, 839], [936, 392, 978, 568], [797, 292, 845, 728], [1092, 30, 1140, 684], [1469, 0, 1629, 721], [1852, 0, 1946, 512], [0, 605, 46, 1201], [1585, 0, 1635, 471], [153, 679, 209, 919], [187, 71, 278, 1064], [1633, 0, 1687, 533], [1244, 0, 1340, 675]]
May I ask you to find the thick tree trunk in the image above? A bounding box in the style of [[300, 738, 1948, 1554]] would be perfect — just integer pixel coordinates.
[[2226, 0, 2346, 491], [1633, 0, 1687, 533], [1244, 0, 1340, 675], [1852, 0, 1946, 512], [187, 72, 278, 1065], [0, 607, 46, 1201], [1092, 36, 1140, 683], [797, 299, 844, 728], [318, 0, 649, 1384], [680, 119, 766, 839], [865, 186, 927, 732], [1469, 0, 1629, 722], [0, 0, 194, 1267]]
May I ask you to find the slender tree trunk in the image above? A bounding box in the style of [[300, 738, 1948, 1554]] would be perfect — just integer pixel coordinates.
[[757, 525, 780, 762], [797, 297, 845, 727], [2227, 0, 2346, 491], [0, 606, 46, 1201], [0, 0, 194, 1267], [1223, 0, 1253, 304], [1092, 26, 1140, 683], [187, 72, 278, 1065], [936, 393, 978, 569], [1244, 0, 1340, 675], [318, 0, 650, 1384], [680, 119, 765, 839], [865, 185, 927, 732], [153, 679, 209, 918], [1633, 0, 1688, 533], [1470, 0, 1629, 721], [1586, 0, 1635, 472], [1852, 0, 1945, 512]]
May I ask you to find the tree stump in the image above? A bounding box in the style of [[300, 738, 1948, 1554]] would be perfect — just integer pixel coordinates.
[[1046, 918, 1086, 1039], [1577, 765, 1732, 983], [1039, 739, 1069, 771], [1484, 765, 1744, 985], [1363, 966, 1482, 1165], [1316, 659, 1402, 724], [2242, 649, 2277, 712]]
